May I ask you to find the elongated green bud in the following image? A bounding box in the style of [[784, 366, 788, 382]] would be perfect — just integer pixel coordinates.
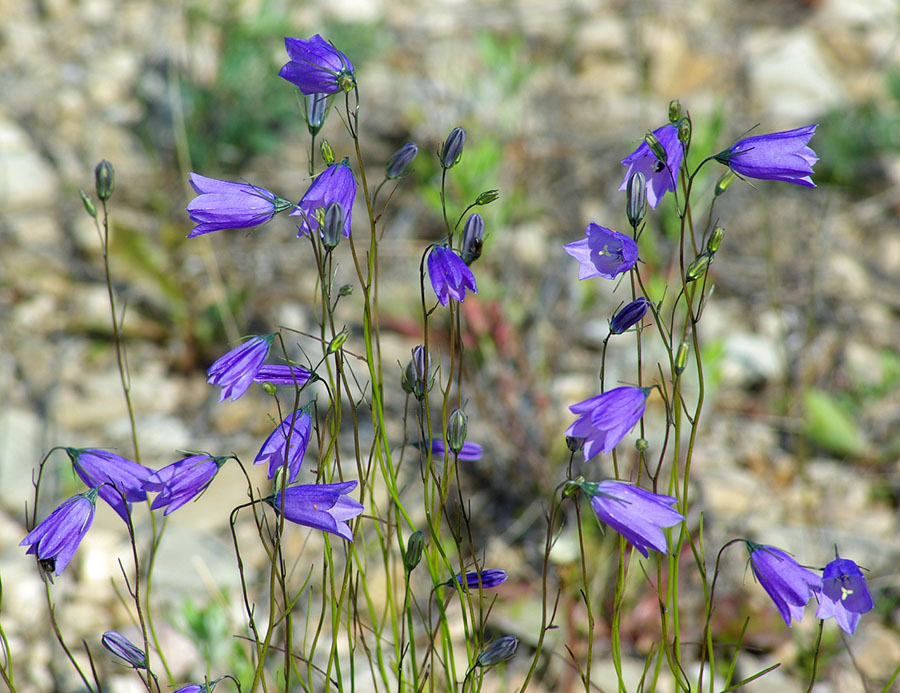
[[706, 225, 725, 254], [447, 409, 468, 454], [668, 99, 682, 124], [475, 189, 499, 206], [644, 132, 667, 166], [675, 342, 690, 374], [686, 253, 712, 282], [327, 327, 349, 354], [80, 190, 97, 218], [626, 171, 647, 229], [715, 169, 736, 196], [404, 531, 425, 571], [677, 117, 691, 146], [321, 140, 335, 165], [94, 160, 114, 201]]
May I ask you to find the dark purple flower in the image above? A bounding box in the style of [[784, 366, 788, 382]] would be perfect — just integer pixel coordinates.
[[454, 568, 508, 589], [20, 488, 98, 575], [65, 448, 153, 523], [815, 557, 874, 634], [386, 142, 418, 179], [267, 481, 363, 541], [619, 124, 684, 209], [101, 630, 147, 669], [207, 334, 274, 402], [279, 35, 355, 95], [565, 386, 651, 461], [253, 364, 315, 388], [564, 223, 638, 280], [748, 543, 821, 626], [611, 297, 652, 334], [186, 174, 290, 238], [254, 410, 312, 484], [428, 439, 482, 461], [427, 246, 477, 305], [582, 481, 684, 557], [143, 455, 228, 516], [716, 125, 818, 187], [291, 159, 356, 238], [174, 678, 222, 693]]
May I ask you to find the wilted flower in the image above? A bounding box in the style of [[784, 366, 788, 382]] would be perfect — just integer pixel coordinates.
[[610, 297, 651, 334], [20, 488, 98, 576], [577, 480, 683, 557], [292, 159, 356, 238], [101, 630, 147, 669], [453, 569, 508, 589], [143, 455, 228, 516], [186, 174, 291, 238], [267, 481, 363, 541], [715, 125, 818, 187], [440, 127, 466, 168], [563, 223, 638, 280], [65, 448, 153, 523], [385, 142, 418, 179], [279, 35, 355, 95], [253, 364, 315, 388], [476, 635, 518, 667], [565, 386, 651, 461], [254, 410, 312, 484], [748, 542, 821, 626], [619, 124, 684, 208], [815, 556, 874, 634], [428, 438, 482, 462], [207, 334, 274, 402], [427, 246, 477, 305]]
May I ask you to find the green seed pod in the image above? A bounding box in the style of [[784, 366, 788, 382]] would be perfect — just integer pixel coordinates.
[[475, 189, 499, 206], [94, 160, 114, 201], [668, 99, 682, 124], [447, 409, 468, 454], [644, 132, 667, 166], [327, 327, 349, 354], [706, 225, 725, 254], [686, 253, 712, 282], [404, 531, 425, 571], [677, 117, 691, 146], [715, 169, 736, 197], [339, 284, 353, 296], [80, 190, 97, 218], [675, 342, 690, 374], [321, 140, 335, 166], [635, 437, 648, 452]]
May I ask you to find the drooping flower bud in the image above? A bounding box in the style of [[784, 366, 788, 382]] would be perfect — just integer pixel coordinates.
[[321, 202, 344, 249], [440, 127, 466, 169], [447, 409, 468, 454], [302, 93, 331, 136], [668, 99, 682, 124], [475, 189, 499, 206], [714, 169, 735, 197], [327, 326, 349, 354], [610, 297, 651, 334], [674, 342, 690, 374], [385, 142, 418, 179], [644, 132, 667, 167], [460, 213, 484, 265], [101, 631, 147, 669], [94, 160, 115, 201], [706, 225, 724, 254], [320, 140, 335, 165], [476, 635, 518, 667], [403, 530, 425, 572], [402, 345, 431, 399], [686, 253, 712, 282], [626, 171, 647, 229]]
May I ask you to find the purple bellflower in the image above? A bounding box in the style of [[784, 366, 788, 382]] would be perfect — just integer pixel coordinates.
[[428, 439, 483, 461], [279, 35, 355, 95], [427, 245, 478, 305], [747, 542, 821, 626], [20, 487, 98, 576], [291, 159, 356, 238], [453, 568, 508, 589], [143, 454, 229, 516], [101, 630, 147, 669], [254, 410, 312, 484], [610, 297, 652, 334], [565, 386, 651, 461], [207, 334, 274, 402], [715, 125, 818, 187], [577, 480, 684, 558], [564, 223, 638, 280], [174, 681, 222, 693], [619, 124, 684, 209], [65, 447, 152, 524], [815, 556, 874, 634], [186, 174, 291, 238], [253, 364, 315, 388], [267, 480, 363, 541]]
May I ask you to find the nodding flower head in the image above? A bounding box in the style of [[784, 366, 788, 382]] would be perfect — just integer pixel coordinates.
[[279, 35, 355, 95]]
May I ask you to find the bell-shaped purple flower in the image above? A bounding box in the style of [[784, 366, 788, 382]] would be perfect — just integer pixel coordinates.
[[565, 386, 651, 461], [619, 124, 684, 209], [748, 542, 821, 626], [186, 174, 291, 238], [610, 297, 652, 334], [101, 630, 147, 669], [143, 455, 228, 516], [427, 246, 477, 305], [428, 439, 483, 461], [267, 480, 363, 541], [279, 35, 355, 95], [564, 223, 638, 280], [453, 568, 508, 589], [716, 125, 818, 187], [581, 481, 684, 558], [254, 410, 312, 484], [815, 556, 874, 634], [291, 159, 356, 238], [20, 488, 98, 575], [65, 448, 153, 523], [253, 364, 315, 388], [207, 334, 274, 402]]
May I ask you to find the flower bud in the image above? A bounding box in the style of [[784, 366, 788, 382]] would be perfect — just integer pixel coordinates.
[[714, 169, 735, 197], [644, 132, 667, 167], [674, 342, 690, 375], [339, 284, 353, 296], [385, 142, 418, 179], [626, 171, 647, 229], [476, 635, 518, 667], [475, 189, 499, 206], [94, 160, 114, 201], [447, 409, 468, 454], [440, 127, 466, 169], [302, 93, 331, 136], [320, 140, 335, 165], [610, 297, 651, 334], [261, 381, 278, 396], [403, 530, 425, 571], [337, 71, 355, 93], [327, 326, 349, 354], [402, 345, 431, 399], [565, 436, 584, 453], [677, 117, 691, 146], [635, 437, 648, 452], [101, 631, 147, 669], [80, 190, 97, 218], [321, 202, 344, 249], [460, 213, 484, 265], [706, 225, 724, 254], [686, 253, 712, 282], [668, 99, 682, 124]]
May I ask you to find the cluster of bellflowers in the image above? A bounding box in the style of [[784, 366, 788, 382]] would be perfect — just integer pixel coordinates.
[[557, 102, 873, 634]]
